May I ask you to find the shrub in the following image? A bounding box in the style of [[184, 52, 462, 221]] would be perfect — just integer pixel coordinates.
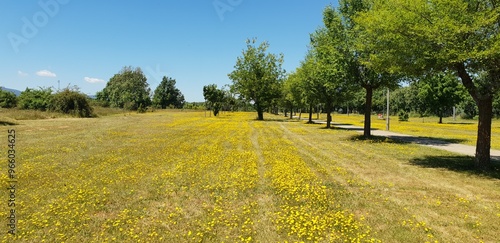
[[137, 104, 147, 113], [0, 90, 17, 108], [398, 110, 409, 121], [17, 88, 53, 111], [49, 88, 94, 117]]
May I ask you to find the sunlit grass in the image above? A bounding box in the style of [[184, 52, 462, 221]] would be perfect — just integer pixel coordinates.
[[1, 111, 499, 242]]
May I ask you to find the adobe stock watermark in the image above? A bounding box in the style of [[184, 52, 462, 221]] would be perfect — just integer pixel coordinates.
[[7, 0, 70, 53], [145, 64, 169, 86], [213, 0, 243, 21]]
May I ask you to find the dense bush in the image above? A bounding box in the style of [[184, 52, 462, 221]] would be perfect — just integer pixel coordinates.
[[398, 110, 409, 121], [49, 89, 94, 117], [17, 88, 53, 111], [0, 90, 17, 108]]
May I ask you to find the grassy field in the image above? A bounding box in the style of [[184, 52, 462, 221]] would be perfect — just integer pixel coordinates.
[[2, 111, 500, 242], [308, 112, 500, 150]]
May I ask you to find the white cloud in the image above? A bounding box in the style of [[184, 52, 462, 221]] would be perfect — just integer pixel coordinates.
[[84, 77, 105, 83], [36, 70, 57, 78], [17, 70, 28, 77]]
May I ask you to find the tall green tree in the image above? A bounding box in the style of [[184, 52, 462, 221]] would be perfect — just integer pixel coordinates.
[[356, 0, 500, 170], [335, 2, 400, 137], [228, 39, 285, 120], [203, 84, 226, 116], [416, 72, 466, 123], [309, 9, 354, 128], [153, 76, 185, 109], [98, 66, 151, 110]]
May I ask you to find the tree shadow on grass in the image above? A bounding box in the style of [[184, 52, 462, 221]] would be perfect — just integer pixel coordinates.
[[320, 126, 365, 131], [0, 120, 17, 126], [443, 122, 476, 125], [252, 118, 302, 123], [347, 134, 467, 146], [409, 155, 500, 180], [348, 135, 402, 144], [386, 135, 468, 145]]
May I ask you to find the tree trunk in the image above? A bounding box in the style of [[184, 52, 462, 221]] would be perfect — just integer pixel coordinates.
[[299, 109, 302, 120], [364, 86, 373, 137], [256, 104, 264, 120], [455, 63, 492, 170], [257, 110, 264, 120], [476, 98, 493, 170], [308, 104, 313, 123], [439, 115, 443, 124], [325, 102, 332, 129], [290, 106, 293, 119]]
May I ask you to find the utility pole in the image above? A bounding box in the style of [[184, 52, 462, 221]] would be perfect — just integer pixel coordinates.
[[58, 80, 60, 91], [386, 88, 390, 131]]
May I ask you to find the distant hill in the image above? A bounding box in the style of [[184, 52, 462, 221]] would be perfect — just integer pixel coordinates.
[[0, 87, 21, 96]]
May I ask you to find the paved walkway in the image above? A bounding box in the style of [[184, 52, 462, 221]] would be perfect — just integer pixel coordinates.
[[306, 119, 500, 160]]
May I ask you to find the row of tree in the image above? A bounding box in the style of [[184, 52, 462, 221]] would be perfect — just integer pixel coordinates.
[[96, 66, 185, 111], [222, 0, 499, 170]]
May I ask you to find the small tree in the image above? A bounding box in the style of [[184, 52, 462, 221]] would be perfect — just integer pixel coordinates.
[[416, 72, 466, 123], [203, 84, 226, 116], [153, 76, 185, 109], [0, 90, 17, 108]]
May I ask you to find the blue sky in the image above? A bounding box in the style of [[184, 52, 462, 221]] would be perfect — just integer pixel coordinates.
[[1, 0, 337, 102]]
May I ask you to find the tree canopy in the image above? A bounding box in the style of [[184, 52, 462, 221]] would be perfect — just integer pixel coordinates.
[[153, 76, 185, 109], [97, 66, 151, 110]]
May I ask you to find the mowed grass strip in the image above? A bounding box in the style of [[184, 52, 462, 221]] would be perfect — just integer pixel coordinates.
[[1, 111, 499, 242]]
